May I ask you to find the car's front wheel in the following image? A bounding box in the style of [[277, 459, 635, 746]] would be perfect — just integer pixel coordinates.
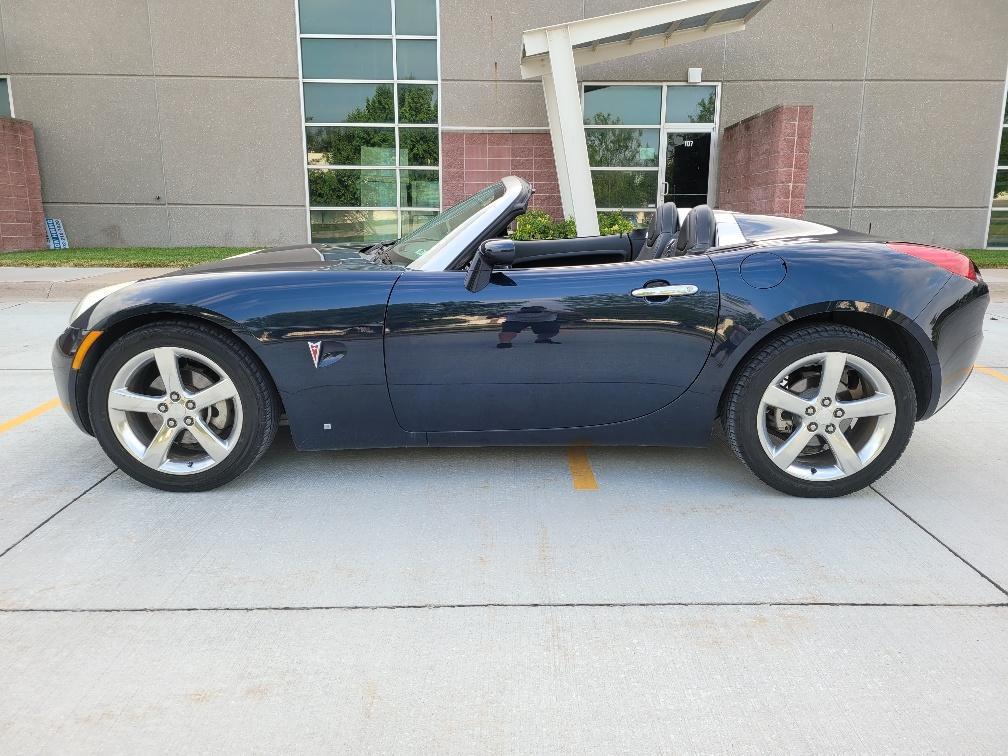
[[723, 325, 916, 497], [88, 321, 278, 492]]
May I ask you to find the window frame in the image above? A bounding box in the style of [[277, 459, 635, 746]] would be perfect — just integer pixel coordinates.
[[296, 0, 442, 242]]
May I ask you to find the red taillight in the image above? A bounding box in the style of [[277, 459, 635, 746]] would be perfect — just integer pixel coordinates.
[[887, 242, 977, 281]]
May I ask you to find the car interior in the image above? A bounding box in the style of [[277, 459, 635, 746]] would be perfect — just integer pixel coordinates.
[[506, 202, 719, 269]]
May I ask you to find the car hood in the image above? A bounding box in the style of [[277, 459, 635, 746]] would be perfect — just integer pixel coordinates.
[[167, 243, 403, 276]]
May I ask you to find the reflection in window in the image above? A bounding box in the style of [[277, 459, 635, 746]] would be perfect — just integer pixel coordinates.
[[399, 128, 439, 166], [665, 86, 717, 123], [308, 168, 397, 207], [300, 39, 393, 80], [583, 85, 661, 126], [988, 91, 1008, 248], [304, 83, 395, 124], [395, 0, 438, 36], [400, 170, 440, 208], [396, 39, 438, 81], [0, 79, 9, 119], [306, 127, 396, 166], [591, 171, 658, 208], [298, 0, 391, 34], [310, 209, 399, 243], [586, 128, 659, 168], [397, 84, 438, 124]]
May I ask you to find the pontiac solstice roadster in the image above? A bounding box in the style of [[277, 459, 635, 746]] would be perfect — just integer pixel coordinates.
[[53, 176, 989, 496]]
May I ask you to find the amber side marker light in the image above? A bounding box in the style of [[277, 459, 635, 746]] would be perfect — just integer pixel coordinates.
[[71, 331, 103, 370]]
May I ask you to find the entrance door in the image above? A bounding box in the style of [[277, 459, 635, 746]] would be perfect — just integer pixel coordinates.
[[662, 131, 712, 207]]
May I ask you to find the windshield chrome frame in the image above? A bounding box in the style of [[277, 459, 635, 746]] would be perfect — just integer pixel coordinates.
[[406, 176, 527, 272]]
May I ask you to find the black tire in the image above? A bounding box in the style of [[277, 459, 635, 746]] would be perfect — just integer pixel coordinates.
[[722, 325, 916, 498], [88, 320, 279, 492]]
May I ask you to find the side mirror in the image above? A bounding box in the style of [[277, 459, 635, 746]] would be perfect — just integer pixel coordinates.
[[465, 239, 516, 293]]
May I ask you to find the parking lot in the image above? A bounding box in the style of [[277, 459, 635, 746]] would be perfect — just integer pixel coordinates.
[[1, 276, 1007, 751]]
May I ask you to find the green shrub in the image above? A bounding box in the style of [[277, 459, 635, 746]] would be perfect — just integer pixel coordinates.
[[512, 210, 635, 240], [597, 211, 635, 236]]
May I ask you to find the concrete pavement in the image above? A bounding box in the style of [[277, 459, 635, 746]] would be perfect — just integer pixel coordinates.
[[0, 275, 1006, 751]]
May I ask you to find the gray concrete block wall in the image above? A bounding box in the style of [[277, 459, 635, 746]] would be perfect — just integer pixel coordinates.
[[0, 0, 307, 248], [441, 0, 1008, 248]]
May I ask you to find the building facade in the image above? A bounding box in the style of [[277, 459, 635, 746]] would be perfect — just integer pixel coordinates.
[[0, 0, 1005, 249]]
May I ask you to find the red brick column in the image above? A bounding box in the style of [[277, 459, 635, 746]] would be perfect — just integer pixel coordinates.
[[717, 105, 813, 218], [0, 118, 47, 251], [442, 131, 563, 220]]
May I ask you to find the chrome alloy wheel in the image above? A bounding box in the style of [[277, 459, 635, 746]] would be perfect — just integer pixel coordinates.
[[756, 351, 897, 481], [107, 347, 243, 475]]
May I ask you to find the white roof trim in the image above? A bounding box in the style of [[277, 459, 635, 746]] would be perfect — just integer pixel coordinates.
[[521, 0, 770, 79]]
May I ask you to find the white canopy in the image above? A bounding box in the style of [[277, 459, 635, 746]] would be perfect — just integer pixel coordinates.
[[520, 0, 770, 235]]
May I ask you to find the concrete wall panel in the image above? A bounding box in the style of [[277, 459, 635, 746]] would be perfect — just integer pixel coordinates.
[[803, 207, 853, 229], [149, 0, 298, 78], [439, 0, 582, 82], [1, 1, 152, 75], [724, 0, 872, 82], [719, 81, 863, 209], [849, 207, 990, 249], [854, 81, 1004, 209], [867, 0, 1008, 81], [44, 204, 170, 248], [12, 76, 165, 204], [442, 81, 548, 128], [157, 78, 305, 206], [167, 206, 306, 247]]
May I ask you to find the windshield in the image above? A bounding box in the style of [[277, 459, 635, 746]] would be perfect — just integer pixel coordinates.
[[385, 181, 507, 266]]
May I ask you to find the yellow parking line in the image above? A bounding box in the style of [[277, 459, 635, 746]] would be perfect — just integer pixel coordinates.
[[567, 446, 599, 490], [974, 365, 1008, 384], [0, 398, 60, 436]]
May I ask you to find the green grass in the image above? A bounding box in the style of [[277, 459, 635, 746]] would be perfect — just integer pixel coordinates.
[[962, 249, 1008, 269], [0, 246, 253, 268]]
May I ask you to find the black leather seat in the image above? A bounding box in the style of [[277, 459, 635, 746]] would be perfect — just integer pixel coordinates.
[[667, 204, 716, 256], [636, 202, 679, 260]]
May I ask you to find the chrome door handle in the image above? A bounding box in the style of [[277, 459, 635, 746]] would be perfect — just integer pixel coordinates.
[[631, 284, 698, 297]]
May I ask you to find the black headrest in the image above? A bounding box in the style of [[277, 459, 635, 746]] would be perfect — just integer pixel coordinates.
[[646, 202, 679, 244], [670, 204, 716, 256]]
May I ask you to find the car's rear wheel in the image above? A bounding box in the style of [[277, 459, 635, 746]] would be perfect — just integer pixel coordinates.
[[89, 321, 278, 492], [723, 325, 916, 497]]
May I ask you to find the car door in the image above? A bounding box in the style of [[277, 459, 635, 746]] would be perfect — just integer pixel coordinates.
[[383, 256, 719, 432]]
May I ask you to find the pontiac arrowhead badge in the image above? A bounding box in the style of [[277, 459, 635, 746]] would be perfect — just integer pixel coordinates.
[[308, 341, 322, 368]]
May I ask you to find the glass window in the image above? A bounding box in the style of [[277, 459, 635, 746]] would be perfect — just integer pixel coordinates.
[[993, 170, 1007, 209], [988, 213, 1008, 247], [308, 168, 397, 207], [665, 85, 717, 123], [396, 39, 438, 80], [586, 128, 660, 167], [583, 85, 661, 126], [402, 209, 439, 235], [591, 170, 659, 208], [398, 84, 438, 124], [306, 126, 395, 166], [298, 0, 391, 35], [400, 169, 440, 208], [300, 39, 392, 81], [999, 127, 1007, 167], [304, 83, 394, 123], [311, 209, 399, 243], [395, 0, 437, 36], [399, 127, 439, 166], [0, 79, 9, 118]]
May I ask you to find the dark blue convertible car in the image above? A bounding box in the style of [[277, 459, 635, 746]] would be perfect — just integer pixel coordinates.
[[54, 176, 988, 496]]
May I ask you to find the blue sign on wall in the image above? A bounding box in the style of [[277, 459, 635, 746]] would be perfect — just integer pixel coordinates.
[[45, 218, 68, 249]]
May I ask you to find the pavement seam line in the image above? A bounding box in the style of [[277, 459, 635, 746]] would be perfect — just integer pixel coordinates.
[[0, 602, 1005, 614], [870, 484, 1008, 599], [0, 398, 61, 435], [0, 469, 117, 561]]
